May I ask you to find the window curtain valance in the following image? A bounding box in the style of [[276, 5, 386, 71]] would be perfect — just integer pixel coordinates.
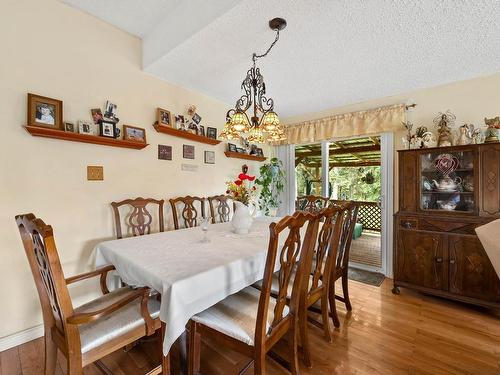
[[281, 103, 406, 145]]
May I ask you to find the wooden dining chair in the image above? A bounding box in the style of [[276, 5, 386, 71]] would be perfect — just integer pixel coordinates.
[[330, 202, 359, 322], [111, 197, 165, 239], [15, 214, 163, 375], [295, 195, 330, 213], [169, 195, 205, 230], [187, 211, 320, 375], [207, 194, 232, 224]]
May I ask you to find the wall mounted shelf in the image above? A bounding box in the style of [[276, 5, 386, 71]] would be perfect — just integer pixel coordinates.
[[224, 151, 267, 162], [24, 126, 148, 150], [153, 124, 221, 145]]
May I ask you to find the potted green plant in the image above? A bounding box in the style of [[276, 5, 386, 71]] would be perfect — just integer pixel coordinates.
[[255, 158, 286, 216]]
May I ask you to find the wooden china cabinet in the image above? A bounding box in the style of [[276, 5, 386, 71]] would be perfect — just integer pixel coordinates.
[[393, 143, 500, 308]]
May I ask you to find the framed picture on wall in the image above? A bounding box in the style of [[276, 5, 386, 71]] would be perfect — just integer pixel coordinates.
[[27, 93, 63, 130], [204, 151, 215, 164], [183, 144, 195, 159], [99, 120, 116, 138], [228, 143, 237, 152], [157, 107, 173, 127]]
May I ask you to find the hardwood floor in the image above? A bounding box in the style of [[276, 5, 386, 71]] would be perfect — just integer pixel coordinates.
[[2, 279, 499, 375]]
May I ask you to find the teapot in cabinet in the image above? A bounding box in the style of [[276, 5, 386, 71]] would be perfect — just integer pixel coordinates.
[[432, 176, 461, 192]]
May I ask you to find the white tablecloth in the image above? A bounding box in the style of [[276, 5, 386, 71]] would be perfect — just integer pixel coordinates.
[[475, 219, 500, 279], [94, 217, 277, 355]]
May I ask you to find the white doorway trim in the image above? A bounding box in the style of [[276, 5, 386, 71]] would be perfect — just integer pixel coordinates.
[[380, 132, 394, 278], [321, 141, 330, 197]]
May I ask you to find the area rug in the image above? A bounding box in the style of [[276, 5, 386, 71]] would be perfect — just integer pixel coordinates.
[[348, 267, 385, 287]]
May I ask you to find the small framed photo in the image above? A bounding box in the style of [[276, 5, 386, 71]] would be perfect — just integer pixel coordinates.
[[175, 115, 185, 130], [192, 113, 202, 125], [123, 125, 147, 143], [27, 93, 63, 130], [204, 150, 215, 164], [103, 101, 117, 121], [228, 143, 237, 152], [183, 144, 195, 159], [256, 147, 264, 157], [236, 147, 246, 154], [91, 108, 103, 124], [198, 125, 205, 137], [64, 122, 75, 132], [157, 107, 172, 127], [206, 127, 217, 139], [99, 120, 116, 138], [79, 121, 93, 135]]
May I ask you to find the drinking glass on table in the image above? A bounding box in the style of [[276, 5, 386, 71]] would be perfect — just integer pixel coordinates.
[[199, 217, 212, 243]]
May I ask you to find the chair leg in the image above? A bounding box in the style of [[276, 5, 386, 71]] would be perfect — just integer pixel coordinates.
[[254, 353, 266, 375], [329, 282, 341, 329], [187, 321, 201, 375], [299, 308, 312, 368], [288, 325, 300, 375], [44, 334, 57, 375], [320, 294, 332, 343], [342, 273, 352, 311], [67, 355, 83, 375]]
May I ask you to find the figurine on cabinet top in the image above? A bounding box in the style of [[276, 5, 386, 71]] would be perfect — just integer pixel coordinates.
[[433, 111, 456, 147], [484, 117, 500, 143]]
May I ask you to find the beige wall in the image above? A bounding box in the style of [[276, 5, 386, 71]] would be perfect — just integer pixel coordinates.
[[0, 0, 269, 339], [284, 72, 500, 208]]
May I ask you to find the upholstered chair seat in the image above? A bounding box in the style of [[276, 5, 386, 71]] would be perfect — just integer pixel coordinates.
[[192, 286, 289, 346], [76, 287, 161, 353]]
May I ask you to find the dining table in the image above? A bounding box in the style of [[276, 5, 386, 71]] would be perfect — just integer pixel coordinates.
[[94, 216, 280, 360]]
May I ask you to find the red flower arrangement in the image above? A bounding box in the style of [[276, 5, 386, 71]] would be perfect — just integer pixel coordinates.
[[226, 171, 257, 205]]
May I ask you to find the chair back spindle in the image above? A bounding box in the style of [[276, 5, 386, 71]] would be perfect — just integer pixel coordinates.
[[111, 197, 165, 239], [296, 195, 330, 213], [208, 195, 232, 223], [169, 196, 205, 229]]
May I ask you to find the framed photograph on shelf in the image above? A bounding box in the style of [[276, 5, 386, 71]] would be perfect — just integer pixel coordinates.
[[183, 144, 195, 159], [256, 147, 264, 157], [228, 143, 237, 152], [206, 127, 217, 139], [198, 125, 205, 137], [157, 107, 172, 127], [236, 147, 246, 154], [99, 120, 116, 138], [27, 93, 63, 130], [204, 151, 215, 164], [78, 121, 93, 135], [123, 125, 146, 143], [192, 113, 202, 125], [103, 101, 118, 121], [64, 122, 75, 132], [91, 108, 103, 124]]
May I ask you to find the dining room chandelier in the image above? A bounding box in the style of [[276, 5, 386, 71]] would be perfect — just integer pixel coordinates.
[[219, 18, 287, 144]]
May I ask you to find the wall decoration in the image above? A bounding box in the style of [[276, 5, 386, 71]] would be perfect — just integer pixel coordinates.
[[158, 145, 172, 160], [236, 147, 246, 154], [157, 107, 173, 127], [64, 122, 75, 132], [207, 127, 217, 140], [27, 93, 63, 130], [99, 120, 116, 138], [78, 121, 93, 135], [198, 125, 205, 137], [256, 147, 264, 157], [103, 100, 118, 123], [123, 125, 146, 143], [204, 150, 215, 164], [228, 143, 237, 152], [91, 108, 103, 124], [183, 144, 195, 159]]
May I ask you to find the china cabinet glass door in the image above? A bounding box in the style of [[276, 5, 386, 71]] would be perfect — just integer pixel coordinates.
[[420, 150, 475, 213]]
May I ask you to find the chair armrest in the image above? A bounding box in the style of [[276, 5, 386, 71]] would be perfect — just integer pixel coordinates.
[[66, 287, 153, 328], [66, 265, 115, 294]]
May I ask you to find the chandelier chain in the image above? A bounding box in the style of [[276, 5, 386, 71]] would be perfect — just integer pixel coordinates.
[[252, 30, 280, 66]]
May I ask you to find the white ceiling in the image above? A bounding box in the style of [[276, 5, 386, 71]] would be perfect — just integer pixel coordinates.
[[63, 0, 500, 119]]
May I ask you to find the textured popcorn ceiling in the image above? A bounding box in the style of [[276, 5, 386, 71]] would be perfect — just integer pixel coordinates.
[[63, 0, 500, 118]]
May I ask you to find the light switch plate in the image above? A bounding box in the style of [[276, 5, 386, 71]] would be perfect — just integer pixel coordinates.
[[87, 166, 103, 180]]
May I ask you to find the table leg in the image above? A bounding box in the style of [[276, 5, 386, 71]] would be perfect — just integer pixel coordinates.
[[160, 322, 171, 375]]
